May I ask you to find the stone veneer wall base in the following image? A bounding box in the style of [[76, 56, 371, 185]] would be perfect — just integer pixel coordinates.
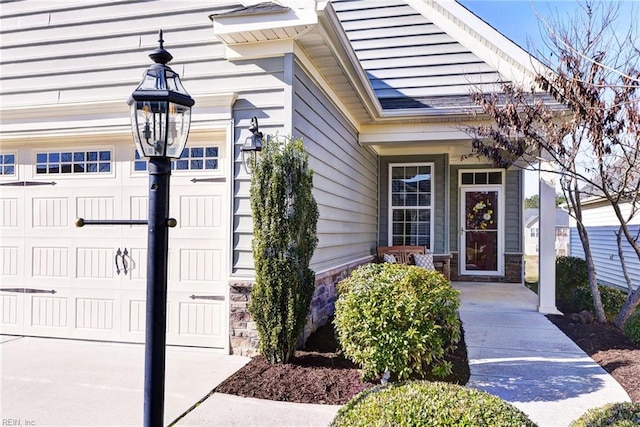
[[228, 257, 373, 357]]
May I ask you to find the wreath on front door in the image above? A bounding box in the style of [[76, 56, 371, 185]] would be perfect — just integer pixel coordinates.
[[467, 199, 495, 230]]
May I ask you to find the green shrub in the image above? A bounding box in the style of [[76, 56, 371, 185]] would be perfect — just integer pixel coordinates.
[[570, 402, 640, 426], [556, 256, 589, 306], [331, 381, 537, 427], [571, 285, 628, 322], [248, 136, 319, 364], [334, 263, 460, 381], [623, 310, 640, 344]]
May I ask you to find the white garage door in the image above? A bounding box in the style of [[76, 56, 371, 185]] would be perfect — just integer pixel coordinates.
[[0, 139, 228, 349]]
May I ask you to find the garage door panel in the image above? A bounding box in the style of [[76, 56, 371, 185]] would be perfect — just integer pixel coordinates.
[[23, 289, 123, 341], [121, 290, 171, 343], [0, 293, 24, 335], [30, 294, 69, 329], [177, 193, 224, 230], [0, 243, 22, 283], [170, 240, 226, 294], [0, 195, 22, 237], [167, 292, 225, 348], [31, 246, 70, 278], [31, 196, 70, 229], [120, 247, 148, 290]]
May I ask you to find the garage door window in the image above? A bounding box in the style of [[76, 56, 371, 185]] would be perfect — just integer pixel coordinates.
[[0, 153, 16, 176], [134, 146, 219, 172], [36, 150, 111, 174]]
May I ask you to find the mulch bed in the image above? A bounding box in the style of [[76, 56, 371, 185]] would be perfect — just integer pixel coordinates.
[[215, 315, 639, 405], [214, 322, 470, 405]]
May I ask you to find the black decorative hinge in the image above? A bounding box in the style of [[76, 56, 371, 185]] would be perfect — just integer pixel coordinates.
[[0, 288, 56, 294], [0, 181, 57, 187], [189, 295, 225, 301], [190, 177, 226, 183]]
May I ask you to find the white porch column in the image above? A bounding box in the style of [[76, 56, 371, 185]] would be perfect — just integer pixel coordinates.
[[538, 155, 560, 313]]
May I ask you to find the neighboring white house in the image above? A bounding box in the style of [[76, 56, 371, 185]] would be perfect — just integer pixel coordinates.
[[0, 0, 548, 355], [570, 199, 639, 290], [524, 208, 570, 257]]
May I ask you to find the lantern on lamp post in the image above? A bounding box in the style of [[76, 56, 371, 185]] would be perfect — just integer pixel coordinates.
[[127, 30, 194, 427]]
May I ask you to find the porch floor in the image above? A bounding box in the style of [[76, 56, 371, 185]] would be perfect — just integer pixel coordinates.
[[453, 281, 630, 426]]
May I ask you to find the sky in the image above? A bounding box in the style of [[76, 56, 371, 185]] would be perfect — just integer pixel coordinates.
[[456, 0, 638, 197]]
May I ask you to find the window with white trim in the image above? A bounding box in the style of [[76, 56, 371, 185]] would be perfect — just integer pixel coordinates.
[[389, 163, 434, 248], [0, 153, 16, 176], [134, 146, 219, 172], [36, 150, 111, 174], [531, 227, 539, 237]]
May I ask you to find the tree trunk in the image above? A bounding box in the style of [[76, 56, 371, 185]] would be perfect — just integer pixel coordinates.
[[614, 289, 640, 329], [576, 222, 607, 323]]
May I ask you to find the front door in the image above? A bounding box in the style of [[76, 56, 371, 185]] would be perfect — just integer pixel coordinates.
[[460, 188, 502, 275]]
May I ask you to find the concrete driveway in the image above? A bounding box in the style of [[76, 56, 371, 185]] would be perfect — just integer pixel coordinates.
[[0, 335, 249, 426]]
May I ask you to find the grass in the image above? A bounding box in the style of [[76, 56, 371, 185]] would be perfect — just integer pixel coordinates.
[[524, 255, 539, 283]]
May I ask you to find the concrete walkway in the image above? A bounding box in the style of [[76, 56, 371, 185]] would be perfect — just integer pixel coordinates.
[[456, 281, 630, 427], [0, 336, 251, 426], [1, 282, 631, 427]]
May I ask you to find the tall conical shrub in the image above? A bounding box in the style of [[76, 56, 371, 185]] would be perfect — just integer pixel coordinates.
[[248, 136, 319, 364]]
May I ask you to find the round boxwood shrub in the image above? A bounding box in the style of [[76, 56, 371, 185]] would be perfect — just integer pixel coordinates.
[[556, 256, 589, 308], [571, 285, 628, 322], [331, 381, 537, 427], [623, 310, 640, 344], [570, 402, 640, 426], [334, 263, 460, 381]]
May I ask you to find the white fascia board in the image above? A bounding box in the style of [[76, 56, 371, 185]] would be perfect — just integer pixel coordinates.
[[224, 38, 296, 60], [315, 1, 383, 120], [0, 93, 237, 142], [360, 121, 482, 145], [406, 0, 545, 88], [293, 44, 361, 132], [212, 6, 318, 39]]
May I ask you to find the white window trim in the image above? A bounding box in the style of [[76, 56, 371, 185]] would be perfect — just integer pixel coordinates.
[[131, 145, 224, 176], [32, 146, 116, 179], [388, 162, 435, 251], [0, 151, 18, 180], [458, 169, 505, 276]]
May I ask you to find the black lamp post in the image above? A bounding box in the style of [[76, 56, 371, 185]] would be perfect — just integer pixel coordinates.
[[128, 30, 194, 427]]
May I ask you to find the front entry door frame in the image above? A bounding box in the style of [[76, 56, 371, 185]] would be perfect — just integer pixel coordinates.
[[460, 183, 504, 276]]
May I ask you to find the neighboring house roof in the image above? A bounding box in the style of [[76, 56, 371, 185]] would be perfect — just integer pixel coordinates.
[[524, 208, 570, 228], [524, 208, 539, 227], [578, 157, 640, 206]]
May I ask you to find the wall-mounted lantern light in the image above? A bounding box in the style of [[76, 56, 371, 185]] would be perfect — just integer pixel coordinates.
[[241, 116, 263, 173]]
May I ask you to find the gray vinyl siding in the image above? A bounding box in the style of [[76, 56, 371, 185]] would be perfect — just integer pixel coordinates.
[[0, 2, 243, 108], [292, 59, 378, 273], [570, 226, 640, 290], [379, 155, 447, 254], [231, 58, 288, 277], [504, 169, 523, 253], [449, 166, 522, 253]]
